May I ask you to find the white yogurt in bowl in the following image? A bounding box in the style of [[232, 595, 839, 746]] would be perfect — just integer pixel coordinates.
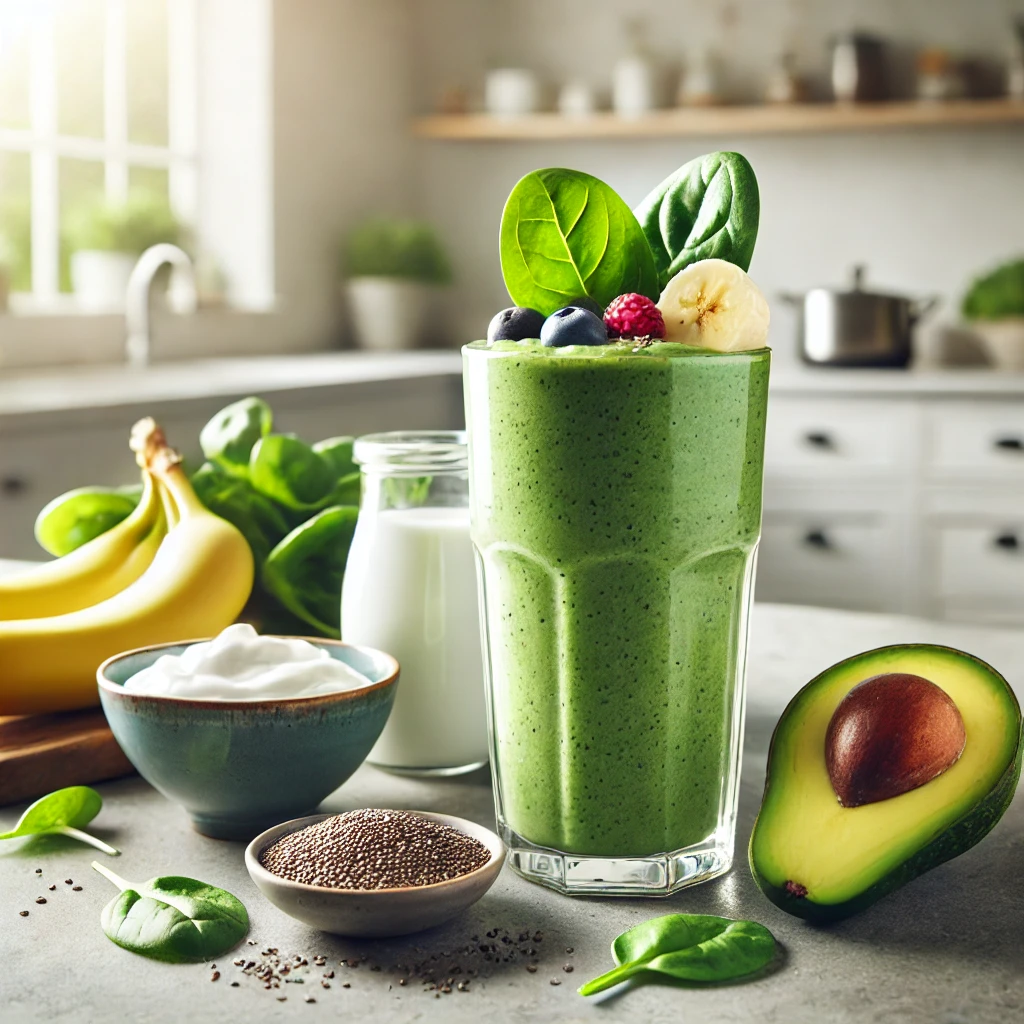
[[122, 623, 373, 700]]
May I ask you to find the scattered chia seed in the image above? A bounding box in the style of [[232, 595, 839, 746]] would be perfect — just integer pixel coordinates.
[[19, 911, 28, 917], [64, 879, 73, 885], [259, 809, 491, 890], [563, 964, 573, 973], [342, 983, 351, 989], [48, 885, 56, 891], [35, 897, 46, 904], [72, 886, 82, 892], [550, 978, 561, 986], [211, 972, 220, 982], [34, 868, 41, 874], [231, 982, 239, 987]]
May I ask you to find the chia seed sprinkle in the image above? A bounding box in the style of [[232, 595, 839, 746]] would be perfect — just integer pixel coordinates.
[[35, 897, 46, 904], [19, 911, 28, 917], [259, 809, 490, 889], [72, 886, 82, 891]]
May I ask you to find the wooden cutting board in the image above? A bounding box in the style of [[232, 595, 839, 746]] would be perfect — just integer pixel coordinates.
[[0, 710, 135, 806]]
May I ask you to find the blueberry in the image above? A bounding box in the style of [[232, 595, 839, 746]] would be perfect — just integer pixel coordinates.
[[540, 307, 609, 348], [566, 295, 604, 317], [487, 306, 546, 342]]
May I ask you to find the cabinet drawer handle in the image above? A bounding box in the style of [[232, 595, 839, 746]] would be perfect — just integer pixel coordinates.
[[994, 437, 1024, 452], [803, 529, 834, 551], [1, 475, 27, 497], [804, 432, 835, 450], [994, 532, 1020, 551]]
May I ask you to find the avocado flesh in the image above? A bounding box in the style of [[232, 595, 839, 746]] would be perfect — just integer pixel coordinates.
[[749, 644, 1022, 921]]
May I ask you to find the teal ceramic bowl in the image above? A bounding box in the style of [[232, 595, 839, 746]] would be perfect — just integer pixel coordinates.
[[97, 638, 399, 840]]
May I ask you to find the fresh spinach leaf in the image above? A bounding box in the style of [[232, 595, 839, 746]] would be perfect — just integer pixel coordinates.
[[0, 786, 119, 855], [249, 434, 336, 512], [578, 913, 776, 996], [199, 396, 272, 478], [191, 462, 290, 567], [34, 488, 139, 557], [500, 167, 659, 316], [382, 475, 432, 509], [92, 861, 248, 963], [332, 471, 362, 507], [262, 505, 359, 638], [312, 436, 357, 478], [634, 151, 760, 288]]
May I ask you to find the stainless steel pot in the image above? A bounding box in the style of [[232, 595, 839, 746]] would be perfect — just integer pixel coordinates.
[[782, 266, 938, 368]]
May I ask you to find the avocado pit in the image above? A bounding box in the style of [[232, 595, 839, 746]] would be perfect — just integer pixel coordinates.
[[825, 672, 966, 808]]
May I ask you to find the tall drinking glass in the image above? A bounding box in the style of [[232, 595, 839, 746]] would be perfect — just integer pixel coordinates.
[[464, 341, 770, 896]]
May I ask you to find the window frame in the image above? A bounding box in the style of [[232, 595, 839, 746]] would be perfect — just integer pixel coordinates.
[[0, 0, 198, 305]]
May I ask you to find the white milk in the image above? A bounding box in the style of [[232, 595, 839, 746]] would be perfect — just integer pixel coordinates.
[[341, 505, 488, 771]]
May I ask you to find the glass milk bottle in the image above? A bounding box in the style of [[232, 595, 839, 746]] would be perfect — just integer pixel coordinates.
[[341, 431, 488, 776]]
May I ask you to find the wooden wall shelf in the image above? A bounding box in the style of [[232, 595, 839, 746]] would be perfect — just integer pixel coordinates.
[[413, 99, 1024, 141]]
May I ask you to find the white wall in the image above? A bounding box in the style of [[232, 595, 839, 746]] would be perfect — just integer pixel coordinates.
[[273, 0, 414, 348], [408, 0, 1024, 362]]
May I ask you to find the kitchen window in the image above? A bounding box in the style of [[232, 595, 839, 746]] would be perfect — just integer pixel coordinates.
[[0, 0, 198, 310]]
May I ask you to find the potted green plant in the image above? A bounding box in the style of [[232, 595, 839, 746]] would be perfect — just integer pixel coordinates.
[[67, 192, 184, 311], [342, 219, 452, 350], [962, 258, 1024, 370]]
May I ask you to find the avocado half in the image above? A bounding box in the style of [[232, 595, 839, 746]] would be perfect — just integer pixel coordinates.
[[749, 644, 1023, 922]]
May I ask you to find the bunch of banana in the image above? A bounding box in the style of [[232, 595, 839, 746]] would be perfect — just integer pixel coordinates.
[[0, 470, 165, 620], [0, 418, 255, 715]]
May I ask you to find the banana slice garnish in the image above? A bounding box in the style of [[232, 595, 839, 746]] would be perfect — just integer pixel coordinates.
[[657, 258, 770, 352]]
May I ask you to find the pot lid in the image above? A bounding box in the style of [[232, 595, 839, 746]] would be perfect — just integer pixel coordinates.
[[809, 264, 913, 303]]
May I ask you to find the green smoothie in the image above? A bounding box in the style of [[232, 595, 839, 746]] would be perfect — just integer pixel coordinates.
[[464, 339, 770, 860]]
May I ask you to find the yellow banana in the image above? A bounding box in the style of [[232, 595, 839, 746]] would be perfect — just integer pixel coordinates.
[[0, 419, 254, 715], [0, 471, 166, 621]]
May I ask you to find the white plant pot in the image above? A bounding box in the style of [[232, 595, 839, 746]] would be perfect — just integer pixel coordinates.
[[971, 319, 1024, 372], [71, 251, 136, 312], [346, 277, 433, 351]]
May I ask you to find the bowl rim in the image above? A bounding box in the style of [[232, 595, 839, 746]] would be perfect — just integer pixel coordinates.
[[96, 636, 400, 710], [244, 810, 506, 896]]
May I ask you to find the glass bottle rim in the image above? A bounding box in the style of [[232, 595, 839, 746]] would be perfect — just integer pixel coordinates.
[[353, 430, 467, 473]]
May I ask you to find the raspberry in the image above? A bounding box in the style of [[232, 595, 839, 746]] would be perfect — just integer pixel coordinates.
[[603, 293, 665, 340]]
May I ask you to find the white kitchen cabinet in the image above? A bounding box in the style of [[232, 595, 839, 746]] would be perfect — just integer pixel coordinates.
[[757, 370, 1024, 627]]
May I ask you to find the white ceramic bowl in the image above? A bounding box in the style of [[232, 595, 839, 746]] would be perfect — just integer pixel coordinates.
[[245, 811, 505, 937]]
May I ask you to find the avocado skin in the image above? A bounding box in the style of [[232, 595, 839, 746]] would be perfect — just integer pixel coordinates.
[[748, 644, 1023, 923]]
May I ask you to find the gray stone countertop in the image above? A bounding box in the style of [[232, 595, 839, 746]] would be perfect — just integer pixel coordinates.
[[3, 603, 1022, 1024]]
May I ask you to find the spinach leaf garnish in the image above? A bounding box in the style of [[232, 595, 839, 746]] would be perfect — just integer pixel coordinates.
[[500, 167, 659, 316], [0, 786, 119, 856], [579, 913, 777, 996], [91, 861, 249, 963], [634, 151, 760, 288]]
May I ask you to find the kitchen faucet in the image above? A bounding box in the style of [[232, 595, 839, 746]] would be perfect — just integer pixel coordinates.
[[125, 244, 197, 368]]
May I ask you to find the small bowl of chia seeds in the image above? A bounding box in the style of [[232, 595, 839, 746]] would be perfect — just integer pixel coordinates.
[[245, 808, 505, 937]]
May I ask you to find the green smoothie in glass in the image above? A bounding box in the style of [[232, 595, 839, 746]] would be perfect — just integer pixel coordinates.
[[466, 154, 770, 894]]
